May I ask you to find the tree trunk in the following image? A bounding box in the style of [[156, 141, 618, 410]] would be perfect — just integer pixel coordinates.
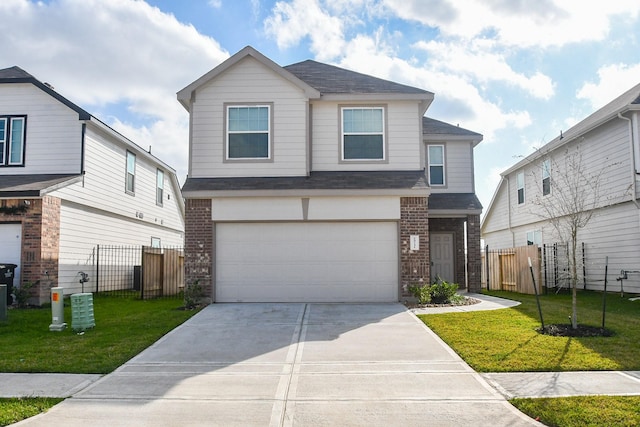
[[571, 234, 578, 329]]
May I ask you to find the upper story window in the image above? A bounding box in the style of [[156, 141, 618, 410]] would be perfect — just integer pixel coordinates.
[[126, 151, 136, 195], [0, 116, 26, 167], [226, 105, 271, 160], [542, 159, 551, 196], [516, 172, 525, 204], [341, 107, 385, 161], [427, 145, 445, 186], [156, 169, 164, 206]]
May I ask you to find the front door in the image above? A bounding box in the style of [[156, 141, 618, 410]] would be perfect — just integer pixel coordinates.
[[430, 233, 454, 283]]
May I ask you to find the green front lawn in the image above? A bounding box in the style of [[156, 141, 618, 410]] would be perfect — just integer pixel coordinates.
[[0, 398, 62, 427], [418, 290, 640, 427], [419, 290, 640, 372], [0, 295, 201, 373]]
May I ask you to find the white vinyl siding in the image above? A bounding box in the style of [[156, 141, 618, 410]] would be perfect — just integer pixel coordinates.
[[0, 84, 82, 175], [189, 56, 308, 178], [51, 124, 185, 234], [312, 101, 422, 171]]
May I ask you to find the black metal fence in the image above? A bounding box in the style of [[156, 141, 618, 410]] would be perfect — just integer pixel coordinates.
[[93, 245, 184, 299], [540, 242, 586, 291]]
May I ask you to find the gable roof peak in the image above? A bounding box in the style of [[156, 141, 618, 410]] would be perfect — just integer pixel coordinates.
[[0, 65, 34, 80]]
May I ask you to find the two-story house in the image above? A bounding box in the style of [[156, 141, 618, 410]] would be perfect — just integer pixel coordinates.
[[0, 66, 185, 304], [482, 81, 640, 293], [179, 46, 482, 303]]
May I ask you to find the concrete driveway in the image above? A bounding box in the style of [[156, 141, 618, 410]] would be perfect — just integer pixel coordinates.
[[16, 303, 536, 426]]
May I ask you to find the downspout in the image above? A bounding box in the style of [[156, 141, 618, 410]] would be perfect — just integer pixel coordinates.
[[80, 122, 87, 186], [618, 113, 640, 209]]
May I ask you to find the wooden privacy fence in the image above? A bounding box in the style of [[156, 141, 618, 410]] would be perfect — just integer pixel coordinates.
[[141, 247, 185, 299], [482, 245, 542, 294]]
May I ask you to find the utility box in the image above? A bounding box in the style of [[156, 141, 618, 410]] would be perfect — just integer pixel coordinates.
[[0, 264, 17, 305], [49, 287, 67, 331], [71, 293, 95, 331]]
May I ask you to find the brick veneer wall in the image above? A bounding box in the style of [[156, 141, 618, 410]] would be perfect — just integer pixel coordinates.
[[184, 198, 213, 302], [0, 196, 60, 305], [399, 197, 429, 298], [466, 214, 482, 292]]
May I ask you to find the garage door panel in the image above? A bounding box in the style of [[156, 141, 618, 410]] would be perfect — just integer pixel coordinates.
[[216, 222, 398, 302]]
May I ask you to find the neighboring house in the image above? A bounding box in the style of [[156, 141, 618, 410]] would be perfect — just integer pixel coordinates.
[[0, 66, 185, 304], [482, 82, 640, 293], [178, 46, 483, 303]]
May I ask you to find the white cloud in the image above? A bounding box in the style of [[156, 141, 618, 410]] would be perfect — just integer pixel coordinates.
[[383, 0, 640, 48], [208, 0, 222, 8], [0, 0, 230, 182], [264, 0, 345, 61], [577, 63, 640, 110], [413, 40, 555, 100]]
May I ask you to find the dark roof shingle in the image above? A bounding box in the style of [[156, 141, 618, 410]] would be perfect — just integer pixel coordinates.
[[428, 193, 483, 211], [183, 170, 428, 193], [284, 60, 431, 96], [0, 174, 82, 197], [422, 117, 482, 137]]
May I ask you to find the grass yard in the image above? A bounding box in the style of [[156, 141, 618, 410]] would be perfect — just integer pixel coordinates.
[[418, 290, 640, 372], [418, 290, 640, 427], [0, 295, 201, 373], [0, 398, 62, 426]]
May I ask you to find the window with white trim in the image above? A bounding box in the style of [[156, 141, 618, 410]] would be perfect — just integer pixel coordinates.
[[226, 105, 271, 159], [126, 151, 136, 194], [517, 172, 525, 204], [527, 230, 542, 246], [542, 159, 551, 196], [0, 116, 26, 166], [156, 169, 164, 206], [341, 107, 385, 160], [151, 237, 161, 248], [428, 145, 445, 186]]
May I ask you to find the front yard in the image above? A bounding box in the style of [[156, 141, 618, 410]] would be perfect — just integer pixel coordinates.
[[418, 290, 640, 427]]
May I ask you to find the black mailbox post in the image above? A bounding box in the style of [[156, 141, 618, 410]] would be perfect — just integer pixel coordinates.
[[0, 264, 17, 305]]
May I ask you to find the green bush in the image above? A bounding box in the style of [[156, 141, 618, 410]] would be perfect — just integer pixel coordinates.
[[183, 279, 205, 309], [409, 278, 463, 305], [13, 282, 35, 308]]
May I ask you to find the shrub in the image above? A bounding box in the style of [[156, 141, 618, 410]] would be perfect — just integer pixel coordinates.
[[14, 282, 35, 308], [183, 279, 205, 309], [409, 278, 463, 305]]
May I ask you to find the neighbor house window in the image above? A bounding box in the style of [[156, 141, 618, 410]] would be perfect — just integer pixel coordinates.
[[151, 237, 161, 248], [341, 107, 385, 160], [0, 116, 26, 166], [517, 172, 525, 204], [428, 145, 445, 186], [527, 230, 542, 246], [126, 151, 136, 194], [156, 169, 164, 206], [226, 105, 271, 159], [542, 159, 551, 196]]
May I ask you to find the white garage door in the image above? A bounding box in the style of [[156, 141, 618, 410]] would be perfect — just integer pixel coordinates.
[[216, 222, 398, 302], [0, 223, 22, 285]]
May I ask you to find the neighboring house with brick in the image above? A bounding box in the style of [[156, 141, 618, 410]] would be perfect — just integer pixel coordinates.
[[482, 82, 640, 293], [178, 46, 483, 303], [0, 66, 185, 304]]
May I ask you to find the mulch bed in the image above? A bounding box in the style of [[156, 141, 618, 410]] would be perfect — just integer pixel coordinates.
[[538, 324, 614, 337], [405, 296, 482, 309]]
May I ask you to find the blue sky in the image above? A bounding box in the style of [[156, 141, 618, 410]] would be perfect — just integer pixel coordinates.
[[2, 0, 640, 212]]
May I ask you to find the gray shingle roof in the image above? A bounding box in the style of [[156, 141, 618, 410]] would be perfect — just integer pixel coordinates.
[[0, 66, 33, 80], [428, 193, 483, 211], [422, 117, 482, 137], [0, 174, 82, 197], [183, 170, 428, 193], [284, 60, 431, 95]]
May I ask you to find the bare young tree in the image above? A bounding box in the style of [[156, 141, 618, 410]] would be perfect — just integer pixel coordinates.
[[529, 143, 622, 329]]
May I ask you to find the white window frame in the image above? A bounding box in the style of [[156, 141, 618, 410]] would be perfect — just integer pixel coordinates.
[[542, 159, 551, 196], [517, 172, 525, 205], [340, 106, 386, 161], [151, 237, 161, 248], [225, 104, 272, 161], [0, 116, 26, 167], [156, 169, 164, 207], [126, 151, 136, 195], [427, 144, 446, 186], [527, 230, 542, 246]]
